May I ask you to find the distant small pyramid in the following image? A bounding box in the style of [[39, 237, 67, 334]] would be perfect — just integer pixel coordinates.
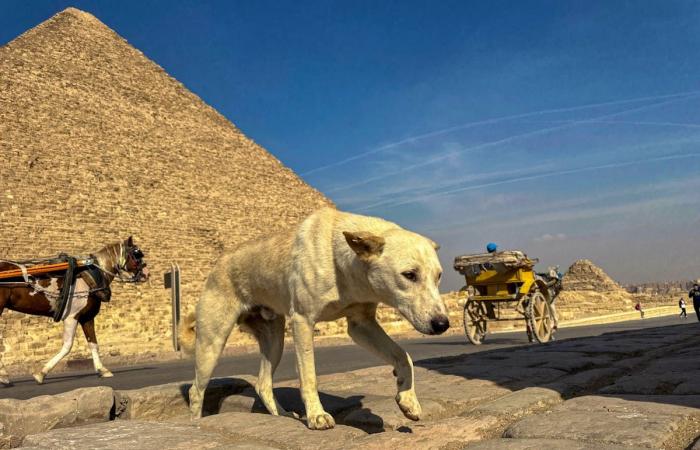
[[562, 259, 621, 292]]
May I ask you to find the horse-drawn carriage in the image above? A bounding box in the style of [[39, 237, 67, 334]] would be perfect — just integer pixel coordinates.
[[454, 250, 561, 345], [0, 238, 148, 385]]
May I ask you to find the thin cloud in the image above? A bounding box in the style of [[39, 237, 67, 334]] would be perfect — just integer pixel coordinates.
[[426, 192, 699, 236], [417, 176, 700, 235], [302, 89, 700, 176], [336, 135, 698, 210], [357, 152, 700, 211], [334, 162, 554, 208], [326, 93, 700, 195], [534, 233, 567, 242]]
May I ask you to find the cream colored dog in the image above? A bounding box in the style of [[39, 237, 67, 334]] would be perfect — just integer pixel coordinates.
[[179, 207, 449, 430]]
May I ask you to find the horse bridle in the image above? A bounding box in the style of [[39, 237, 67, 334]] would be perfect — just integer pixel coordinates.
[[119, 245, 147, 283], [99, 244, 147, 283]]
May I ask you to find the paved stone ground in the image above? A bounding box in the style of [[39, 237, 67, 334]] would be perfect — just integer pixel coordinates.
[[8, 321, 700, 449]]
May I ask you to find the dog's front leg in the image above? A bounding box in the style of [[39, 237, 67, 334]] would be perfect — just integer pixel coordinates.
[[347, 311, 421, 421], [291, 313, 335, 430]]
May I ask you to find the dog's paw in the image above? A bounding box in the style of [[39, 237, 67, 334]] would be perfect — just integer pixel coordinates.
[[307, 412, 335, 430], [396, 391, 421, 421], [33, 371, 46, 385], [0, 375, 10, 385], [98, 368, 114, 378]]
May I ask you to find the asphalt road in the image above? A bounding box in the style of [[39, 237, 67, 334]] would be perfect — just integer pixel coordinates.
[[1, 315, 687, 400]]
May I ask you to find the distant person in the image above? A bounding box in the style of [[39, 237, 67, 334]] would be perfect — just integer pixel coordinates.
[[679, 298, 687, 319], [689, 282, 700, 322], [635, 301, 645, 319]]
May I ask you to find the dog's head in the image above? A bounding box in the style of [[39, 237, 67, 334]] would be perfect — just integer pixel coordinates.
[[343, 229, 449, 335]]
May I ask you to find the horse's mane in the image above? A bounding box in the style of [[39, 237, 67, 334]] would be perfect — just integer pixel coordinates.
[[92, 241, 125, 278]]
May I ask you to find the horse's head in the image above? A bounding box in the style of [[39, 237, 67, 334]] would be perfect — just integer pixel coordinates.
[[120, 236, 149, 282]]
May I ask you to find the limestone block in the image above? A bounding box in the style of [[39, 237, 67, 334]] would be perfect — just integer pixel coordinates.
[[345, 414, 501, 450], [466, 438, 650, 450], [0, 387, 112, 446], [20, 420, 269, 449], [196, 412, 366, 450], [113, 376, 255, 420], [472, 387, 562, 418], [504, 410, 688, 448]]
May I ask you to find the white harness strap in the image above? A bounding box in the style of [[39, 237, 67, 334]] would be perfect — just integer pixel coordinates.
[[0, 260, 30, 284], [19, 264, 29, 283]]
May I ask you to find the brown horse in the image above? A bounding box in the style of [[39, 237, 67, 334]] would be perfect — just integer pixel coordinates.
[[0, 237, 149, 385]]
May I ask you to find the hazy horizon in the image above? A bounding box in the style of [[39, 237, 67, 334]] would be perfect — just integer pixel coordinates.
[[2, 1, 699, 292]]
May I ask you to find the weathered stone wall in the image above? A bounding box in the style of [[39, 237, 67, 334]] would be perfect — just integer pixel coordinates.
[[0, 8, 333, 374]]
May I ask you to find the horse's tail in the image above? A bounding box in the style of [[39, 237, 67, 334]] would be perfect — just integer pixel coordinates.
[[178, 311, 197, 356]]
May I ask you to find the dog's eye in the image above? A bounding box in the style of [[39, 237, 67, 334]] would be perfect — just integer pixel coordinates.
[[402, 271, 418, 282]]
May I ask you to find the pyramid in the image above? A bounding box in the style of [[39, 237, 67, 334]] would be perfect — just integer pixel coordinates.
[[562, 259, 621, 292], [0, 8, 332, 371]]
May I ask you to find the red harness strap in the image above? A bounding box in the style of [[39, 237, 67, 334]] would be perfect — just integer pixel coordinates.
[[0, 260, 90, 280]]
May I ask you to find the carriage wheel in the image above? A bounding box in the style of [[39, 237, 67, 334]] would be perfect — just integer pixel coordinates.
[[526, 291, 553, 343], [463, 299, 489, 345]]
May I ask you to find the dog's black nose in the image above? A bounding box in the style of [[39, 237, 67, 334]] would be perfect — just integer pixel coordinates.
[[430, 315, 450, 334]]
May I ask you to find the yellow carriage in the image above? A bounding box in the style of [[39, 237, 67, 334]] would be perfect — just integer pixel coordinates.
[[454, 250, 557, 345]]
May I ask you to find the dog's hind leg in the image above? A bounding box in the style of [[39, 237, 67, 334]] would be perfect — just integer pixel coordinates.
[[188, 288, 240, 419], [244, 313, 295, 417], [347, 305, 422, 421]]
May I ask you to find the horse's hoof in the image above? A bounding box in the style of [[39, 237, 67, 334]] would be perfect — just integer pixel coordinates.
[[98, 368, 114, 378], [33, 372, 45, 384]]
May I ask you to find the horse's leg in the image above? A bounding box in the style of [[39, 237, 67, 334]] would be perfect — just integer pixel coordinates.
[[34, 317, 78, 384], [0, 292, 9, 385], [80, 319, 112, 378]]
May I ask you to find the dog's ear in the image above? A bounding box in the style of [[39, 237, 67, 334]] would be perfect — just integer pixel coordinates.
[[126, 236, 134, 246], [343, 231, 385, 259], [428, 238, 440, 251]]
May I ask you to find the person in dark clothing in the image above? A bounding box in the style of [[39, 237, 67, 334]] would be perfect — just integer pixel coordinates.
[[689, 282, 700, 322]]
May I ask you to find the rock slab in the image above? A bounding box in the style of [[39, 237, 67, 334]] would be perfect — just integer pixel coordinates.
[[113, 376, 255, 420], [0, 387, 113, 447], [20, 420, 274, 449], [197, 411, 367, 450]]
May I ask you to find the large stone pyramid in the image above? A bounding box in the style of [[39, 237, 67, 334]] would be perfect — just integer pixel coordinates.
[[0, 8, 332, 371]]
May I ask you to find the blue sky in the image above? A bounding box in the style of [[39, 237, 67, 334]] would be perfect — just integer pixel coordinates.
[[2, 1, 699, 290]]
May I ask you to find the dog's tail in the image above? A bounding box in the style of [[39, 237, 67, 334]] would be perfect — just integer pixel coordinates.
[[178, 311, 197, 356]]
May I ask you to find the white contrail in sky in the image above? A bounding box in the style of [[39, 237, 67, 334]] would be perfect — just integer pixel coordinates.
[[519, 119, 700, 129], [301, 89, 700, 176], [342, 135, 694, 210], [326, 93, 700, 195], [357, 152, 700, 211]]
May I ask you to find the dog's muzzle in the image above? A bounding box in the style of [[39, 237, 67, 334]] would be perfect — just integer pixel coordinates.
[[430, 315, 450, 335]]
